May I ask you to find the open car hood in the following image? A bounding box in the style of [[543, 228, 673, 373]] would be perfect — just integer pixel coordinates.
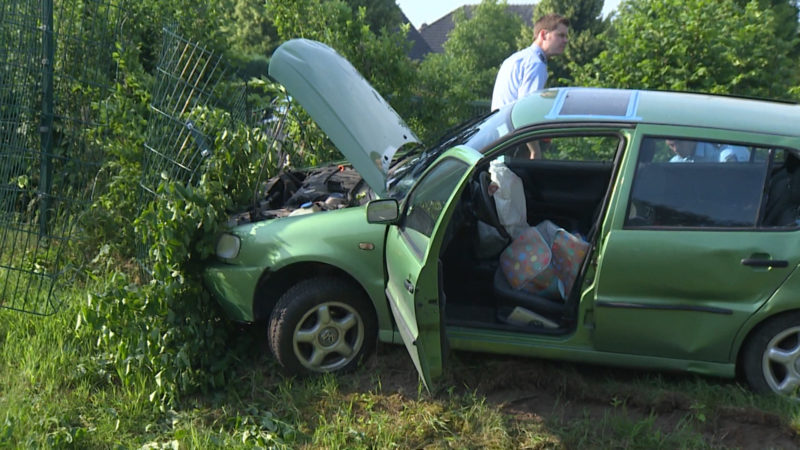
[[269, 39, 420, 196]]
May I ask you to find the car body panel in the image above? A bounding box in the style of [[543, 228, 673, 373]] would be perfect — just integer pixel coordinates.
[[203, 206, 393, 329], [384, 225, 442, 389], [445, 325, 735, 377], [588, 125, 800, 362], [593, 229, 798, 360], [268, 39, 420, 196], [385, 152, 477, 389], [205, 263, 268, 321]]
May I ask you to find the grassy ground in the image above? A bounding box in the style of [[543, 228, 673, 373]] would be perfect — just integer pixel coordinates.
[[1, 286, 799, 449]]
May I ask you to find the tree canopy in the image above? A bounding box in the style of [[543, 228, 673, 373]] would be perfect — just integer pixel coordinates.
[[573, 0, 799, 99], [415, 0, 523, 134]]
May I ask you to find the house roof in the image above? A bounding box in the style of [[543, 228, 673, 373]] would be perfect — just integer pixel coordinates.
[[418, 4, 535, 54], [400, 12, 433, 61]]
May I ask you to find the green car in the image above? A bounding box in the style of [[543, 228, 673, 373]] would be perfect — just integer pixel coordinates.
[[204, 39, 800, 398]]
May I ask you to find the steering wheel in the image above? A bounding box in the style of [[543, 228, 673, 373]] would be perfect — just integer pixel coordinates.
[[475, 171, 510, 240]]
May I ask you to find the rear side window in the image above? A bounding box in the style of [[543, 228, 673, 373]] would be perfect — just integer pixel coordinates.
[[626, 137, 770, 228]]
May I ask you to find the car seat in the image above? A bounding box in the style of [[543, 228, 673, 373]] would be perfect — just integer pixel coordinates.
[[764, 154, 800, 226]]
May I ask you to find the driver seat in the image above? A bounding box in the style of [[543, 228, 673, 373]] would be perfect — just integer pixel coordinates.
[[493, 268, 566, 319], [477, 166, 569, 327]]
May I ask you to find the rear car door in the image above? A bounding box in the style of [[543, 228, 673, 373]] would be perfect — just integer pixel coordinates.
[[384, 156, 472, 390], [593, 125, 800, 361]]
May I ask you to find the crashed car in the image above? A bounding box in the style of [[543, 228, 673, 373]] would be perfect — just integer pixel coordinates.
[[204, 38, 800, 398]]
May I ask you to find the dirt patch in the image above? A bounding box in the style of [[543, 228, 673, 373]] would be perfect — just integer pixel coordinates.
[[359, 345, 799, 449]]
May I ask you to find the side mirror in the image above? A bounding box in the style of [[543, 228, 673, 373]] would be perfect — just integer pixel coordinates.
[[366, 198, 399, 224]]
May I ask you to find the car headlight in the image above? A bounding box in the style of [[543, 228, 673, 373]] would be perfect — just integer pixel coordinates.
[[215, 233, 241, 259]]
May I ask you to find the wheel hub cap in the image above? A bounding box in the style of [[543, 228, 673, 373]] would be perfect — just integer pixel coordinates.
[[318, 327, 339, 347]]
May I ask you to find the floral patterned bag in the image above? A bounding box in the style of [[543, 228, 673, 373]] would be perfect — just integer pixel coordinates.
[[499, 220, 588, 300]]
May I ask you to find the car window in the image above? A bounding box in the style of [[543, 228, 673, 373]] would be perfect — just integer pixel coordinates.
[[461, 107, 514, 152], [626, 137, 771, 228], [403, 158, 469, 237], [505, 135, 619, 162], [387, 108, 513, 200]]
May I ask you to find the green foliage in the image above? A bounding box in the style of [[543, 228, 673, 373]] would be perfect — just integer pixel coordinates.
[[732, 0, 800, 57], [265, 0, 420, 141], [416, 0, 522, 138], [79, 26, 343, 404], [78, 109, 277, 405], [345, 0, 403, 32], [546, 135, 618, 161], [266, 0, 415, 101], [574, 0, 799, 99], [114, 0, 233, 73], [220, 0, 280, 59], [444, 0, 523, 93], [81, 43, 153, 260]]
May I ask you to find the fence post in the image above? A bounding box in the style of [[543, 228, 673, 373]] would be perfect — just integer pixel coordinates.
[[39, 0, 54, 237]]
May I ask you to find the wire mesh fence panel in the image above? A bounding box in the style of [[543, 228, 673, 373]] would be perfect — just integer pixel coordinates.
[[140, 27, 249, 195], [0, 0, 122, 315], [137, 27, 250, 272]]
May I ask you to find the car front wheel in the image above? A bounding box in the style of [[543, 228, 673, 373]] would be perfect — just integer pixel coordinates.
[[742, 312, 800, 398], [268, 277, 377, 375]]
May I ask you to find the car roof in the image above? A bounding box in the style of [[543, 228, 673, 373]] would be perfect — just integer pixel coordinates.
[[511, 88, 800, 137]]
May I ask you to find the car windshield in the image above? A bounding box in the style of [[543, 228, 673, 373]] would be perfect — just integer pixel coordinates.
[[385, 107, 514, 199]]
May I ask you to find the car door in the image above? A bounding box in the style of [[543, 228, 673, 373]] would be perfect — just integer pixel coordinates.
[[384, 156, 472, 390], [592, 125, 800, 362]]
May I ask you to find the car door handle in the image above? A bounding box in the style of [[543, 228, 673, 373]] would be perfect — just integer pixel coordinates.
[[741, 258, 789, 268], [404, 279, 415, 294]]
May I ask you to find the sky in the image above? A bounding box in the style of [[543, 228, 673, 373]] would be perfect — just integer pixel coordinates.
[[396, 0, 622, 28]]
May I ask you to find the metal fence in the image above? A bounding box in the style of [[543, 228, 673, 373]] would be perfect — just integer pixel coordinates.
[[140, 27, 250, 195], [0, 0, 123, 314], [135, 27, 258, 274]]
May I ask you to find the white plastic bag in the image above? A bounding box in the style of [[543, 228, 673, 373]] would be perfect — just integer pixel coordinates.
[[489, 158, 528, 239]]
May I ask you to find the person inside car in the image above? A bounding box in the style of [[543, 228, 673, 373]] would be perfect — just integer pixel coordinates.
[[666, 139, 750, 162]]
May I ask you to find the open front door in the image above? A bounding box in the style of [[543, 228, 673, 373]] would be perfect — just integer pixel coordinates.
[[383, 157, 471, 390]]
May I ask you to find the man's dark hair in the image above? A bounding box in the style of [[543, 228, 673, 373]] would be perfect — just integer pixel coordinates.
[[533, 13, 570, 36]]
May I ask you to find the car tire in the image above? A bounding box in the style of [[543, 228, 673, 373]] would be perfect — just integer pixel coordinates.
[[268, 276, 377, 376], [741, 311, 800, 398]]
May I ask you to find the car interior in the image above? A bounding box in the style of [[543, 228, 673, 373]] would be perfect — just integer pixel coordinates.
[[438, 141, 616, 335], [433, 136, 800, 336], [763, 152, 800, 227]]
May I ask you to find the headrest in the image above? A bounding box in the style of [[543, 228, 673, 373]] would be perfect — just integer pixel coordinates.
[[785, 153, 800, 172], [789, 166, 800, 202]]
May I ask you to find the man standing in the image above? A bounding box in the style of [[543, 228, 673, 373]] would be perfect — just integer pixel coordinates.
[[491, 14, 570, 111]]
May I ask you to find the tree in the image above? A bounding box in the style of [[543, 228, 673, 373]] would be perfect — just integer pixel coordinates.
[[573, 0, 798, 99], [221, 0, 280, 58], [346, 0, 403, 32], [443, 0, 524, 97], [519, 0, 609, 86], [265, 0, 415, 104], [733, 0, 800, 57], [415, 0, 523, 136]]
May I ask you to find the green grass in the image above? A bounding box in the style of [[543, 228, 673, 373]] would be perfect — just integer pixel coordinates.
[[1, 282, 799, 449]]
